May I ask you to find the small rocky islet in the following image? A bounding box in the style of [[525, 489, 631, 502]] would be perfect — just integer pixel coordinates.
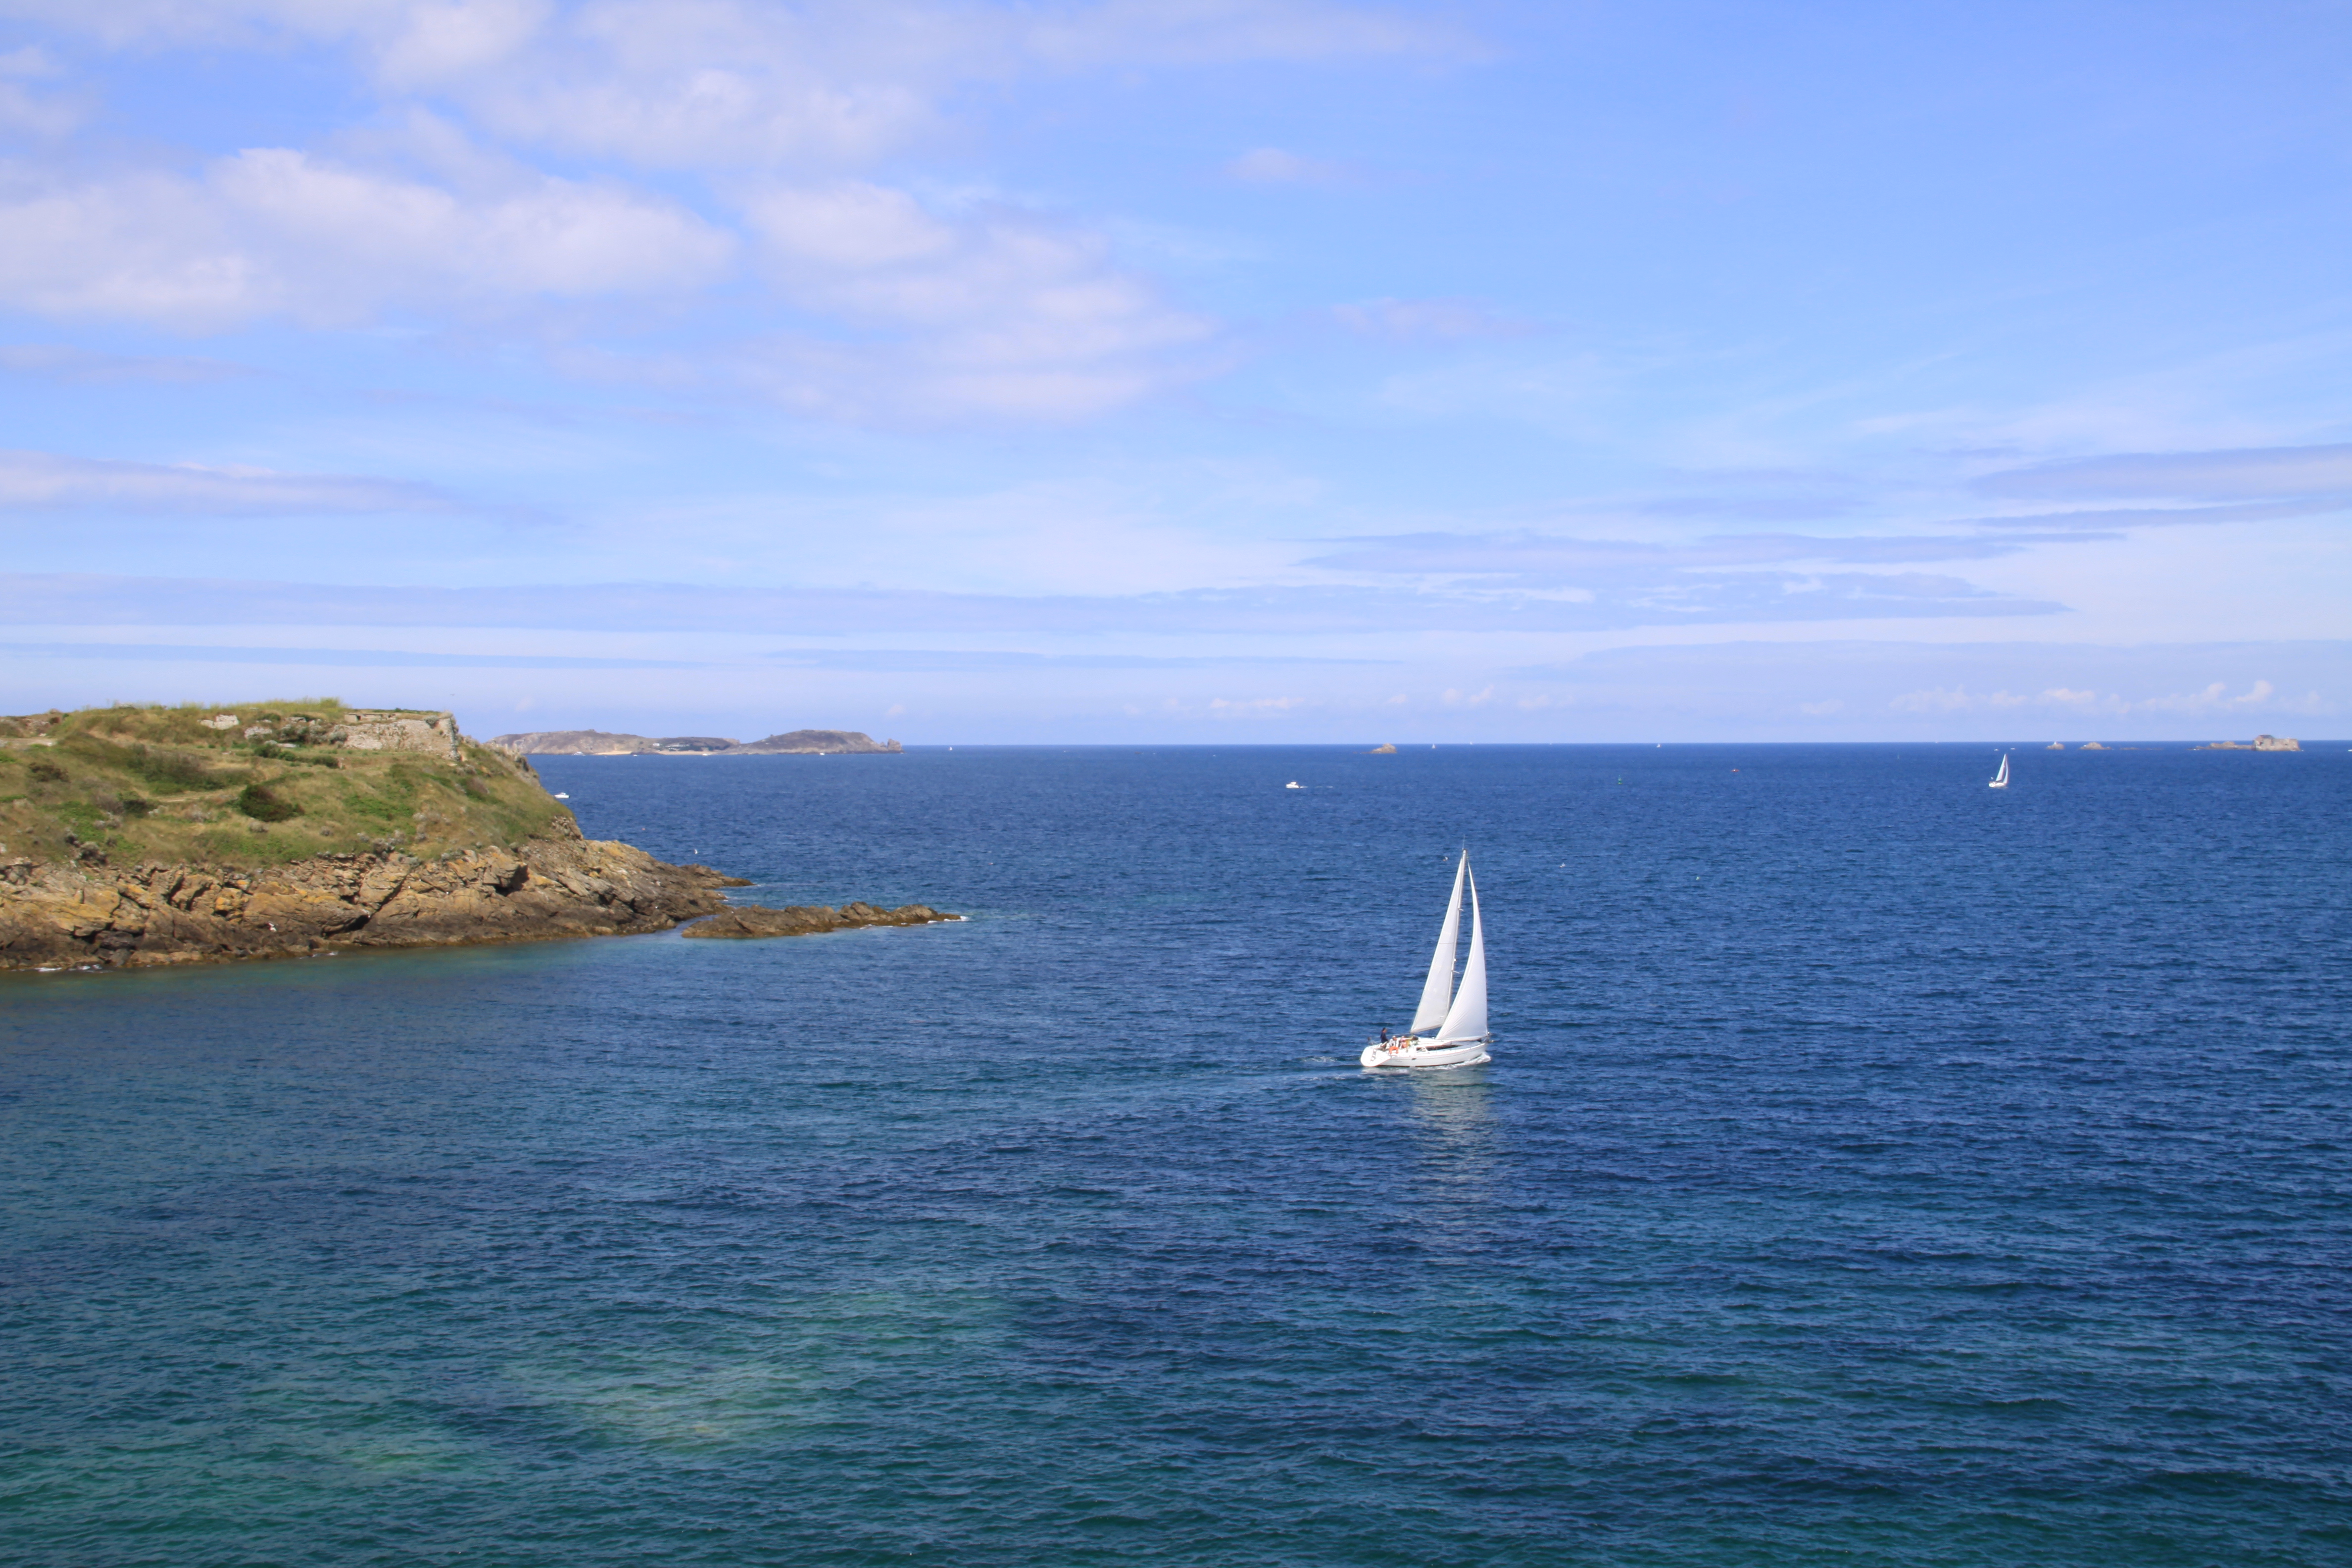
[[0, 702, 954, 973]]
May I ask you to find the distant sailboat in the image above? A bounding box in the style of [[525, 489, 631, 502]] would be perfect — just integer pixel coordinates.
[[1362, 851, 1492, 1070], [1989, 753, 2010, 790]]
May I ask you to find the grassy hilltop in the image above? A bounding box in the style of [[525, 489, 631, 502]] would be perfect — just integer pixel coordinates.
[[0, 701, 572, 871]]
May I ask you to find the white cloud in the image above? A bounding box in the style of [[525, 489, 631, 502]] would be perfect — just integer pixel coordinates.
[[0, 1, 1460, 422], [0, 448, 451, 511], [0, 147, 735, 330], [0, 43, 83, 136], [737, 181, 1213, 420], [1208, 694, 1304, 716]]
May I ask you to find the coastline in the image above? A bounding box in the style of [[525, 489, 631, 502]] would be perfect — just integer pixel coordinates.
[[0, 831, 738, 973], [0, 701, 965, 975]]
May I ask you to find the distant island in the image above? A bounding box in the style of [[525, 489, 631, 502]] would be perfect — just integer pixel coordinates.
[[0, 702, 941, 974], [490, 728, 902, 755], [2195, 735, 2302, 751]]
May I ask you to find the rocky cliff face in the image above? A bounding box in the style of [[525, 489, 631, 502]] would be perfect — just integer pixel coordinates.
[[0, 833, 736, 972]]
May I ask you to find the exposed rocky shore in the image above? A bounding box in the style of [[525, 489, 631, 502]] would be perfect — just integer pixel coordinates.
[[682, 902, 961, 939], [0, 831, 743, 972]]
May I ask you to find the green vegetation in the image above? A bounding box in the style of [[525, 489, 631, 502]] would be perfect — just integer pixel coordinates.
[[0, 700, 572, 870]]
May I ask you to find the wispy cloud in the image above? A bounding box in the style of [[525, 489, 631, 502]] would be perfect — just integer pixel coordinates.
[[1974, 442, 2352, 502], [0, 640, 703, 669], [0, 147, 735, 332], [764, 647, 1388, 671], [0, 343, 253, 383], [0, 451, 453, 513], [0, 568, 2061, 637], [1303, 529, 2064, 578], [1888, 678, 2314, 718], [1957, 500, 2340, 531], [1225, 147, 1351, 185], [1330, 297, 1532, 342]]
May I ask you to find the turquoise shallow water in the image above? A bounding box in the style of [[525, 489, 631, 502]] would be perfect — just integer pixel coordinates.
[[4, 743, 2350, 1566]]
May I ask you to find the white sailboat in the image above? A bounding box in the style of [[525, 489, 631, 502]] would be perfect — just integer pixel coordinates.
[[1362, 851, 1492, 1069], [1989, 752, 2010, 789]]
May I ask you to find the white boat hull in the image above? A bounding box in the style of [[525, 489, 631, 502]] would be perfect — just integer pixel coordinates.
[[1360, 1035, 1491, 1070]]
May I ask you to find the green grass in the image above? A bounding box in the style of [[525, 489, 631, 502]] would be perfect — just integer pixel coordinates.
[[0, 700, 572, 870]]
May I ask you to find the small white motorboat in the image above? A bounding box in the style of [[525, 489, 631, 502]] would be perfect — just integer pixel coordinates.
[[553, 792, 571, 799], [1988, 753, 2010, 790], [1362, 850, 1491, 1070], [1285, 781, 1303, 790]]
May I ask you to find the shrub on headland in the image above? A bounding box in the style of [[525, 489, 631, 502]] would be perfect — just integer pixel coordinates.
[[235, 783, 302, 822]]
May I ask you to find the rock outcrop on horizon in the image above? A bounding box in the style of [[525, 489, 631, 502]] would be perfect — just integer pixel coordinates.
[[490, 728, 902, 755], [485, 729, 732, 755], [732, 730, 901, 754], [2195, 735, 2303, 751]]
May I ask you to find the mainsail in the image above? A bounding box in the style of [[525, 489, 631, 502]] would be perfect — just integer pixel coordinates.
[[1408, 852, 1467, 1035], [1434, 868, 1486, 1043]]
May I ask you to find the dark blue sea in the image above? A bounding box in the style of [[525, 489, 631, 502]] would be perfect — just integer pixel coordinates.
[[5, 744, 2350, 1567]]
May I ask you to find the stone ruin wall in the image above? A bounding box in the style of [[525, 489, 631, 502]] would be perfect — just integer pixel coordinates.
[[198, 709, 465, 761]]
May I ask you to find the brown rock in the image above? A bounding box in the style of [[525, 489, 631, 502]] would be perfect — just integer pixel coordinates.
[[681, 902, 958, 940], [0, 835, 738, 972]]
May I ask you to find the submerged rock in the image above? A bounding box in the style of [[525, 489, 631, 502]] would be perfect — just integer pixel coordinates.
[[682, 902, 959, 939]]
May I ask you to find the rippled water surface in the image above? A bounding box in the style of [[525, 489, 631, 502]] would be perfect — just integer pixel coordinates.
[[5, 744, 2350, 1566]]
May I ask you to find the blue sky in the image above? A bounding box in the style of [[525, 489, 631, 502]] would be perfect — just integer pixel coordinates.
[[1, 0, 2347, 741]]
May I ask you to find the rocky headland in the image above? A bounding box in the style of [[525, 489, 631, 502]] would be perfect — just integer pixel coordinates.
[[490, 728, 903, 755], [2195, 735, 2302, 751], [0, 701, 943, 974]]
